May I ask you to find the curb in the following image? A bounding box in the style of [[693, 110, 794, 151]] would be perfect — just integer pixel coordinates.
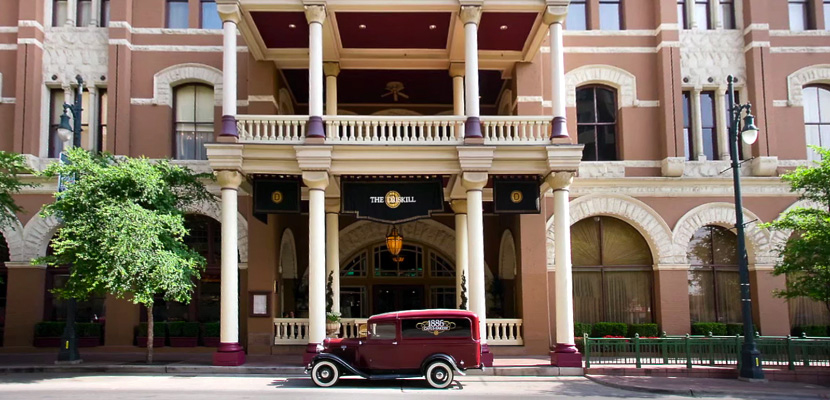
[[585, 375, 828, 399]]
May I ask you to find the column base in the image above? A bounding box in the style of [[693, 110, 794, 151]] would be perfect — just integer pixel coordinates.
[[220, 115, 238, 137], [550, 116, 568, 139], [550, 343, 582, 367], [303, 342, 321, 365], [464, 116, 482, 140], [307, 116, 325, 139], [481, 343, 494, 367], [213, 342, 246, 366]]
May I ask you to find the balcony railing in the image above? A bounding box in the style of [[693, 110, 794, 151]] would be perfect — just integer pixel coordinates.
[[272, 317, 524, 346], [236, 115, 554, 145]]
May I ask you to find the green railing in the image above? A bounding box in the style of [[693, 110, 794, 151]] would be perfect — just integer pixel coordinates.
[[583, 333, 830, 370]]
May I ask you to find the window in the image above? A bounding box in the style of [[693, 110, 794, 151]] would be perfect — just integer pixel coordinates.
[[687, 226, 742, 324], [77, 0, 92, 27], [374, 244, 423, 277], [683, 91, 693, 160], [53, 0, 68, 27], [700, 91, 718, 160], [201, 0, 222, 29], [101, 0, 111, 27], [167, 0, 190, 29], [803, 86, 830, 161], [576, 86, 618, 161], [430, 287, 456, 309], [401, 317, 470, 339], [48, 89, 66, 159], [370, 322, 396, 340], [566, 0, 587, 30], [572, 216, 654, 324], [719, 0, 735, 29], [678, 1, 688, 29], [340, 286, 367, 318], [429, 253, 454, 277], [694, 0, 710, 29], [174, 84, 214, 160], [98, 90, 108, 152], [341, 251, 367, 277], [789, 0, 810, 31], [825, 1, 830, 30], [598, 0, 622, 30]]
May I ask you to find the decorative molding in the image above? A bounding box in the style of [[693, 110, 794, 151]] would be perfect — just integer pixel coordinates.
[[672, 202, 772, 265], [773, 100, 789, 107], [150, 63, 223, 107], [771, 47, 830, 53], [182, 199, 249, 264], [20, 212, 61, 262], [42, 28, 109, 86], [787, 65, 830, 107], [770, 30, 830, 37], [0, 213, 25, 262], [498, 229, 517, 280], [565, 65, 639, 108], [680, 30, 745, 89], [568, 177, 793, 197], [578, 161, 626, 178], [682, 160, 751, 178]]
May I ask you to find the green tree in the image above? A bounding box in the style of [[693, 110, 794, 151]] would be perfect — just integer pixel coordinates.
[[763, 146, 830, 316], [35, 148, 215, 362], [0, 151, 34, 229]]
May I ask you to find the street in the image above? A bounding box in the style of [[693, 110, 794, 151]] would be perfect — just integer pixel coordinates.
[[0, 374, 798, 400]]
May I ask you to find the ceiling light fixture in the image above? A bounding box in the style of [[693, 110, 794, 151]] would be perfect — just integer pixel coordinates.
[[500, 25, 509, 30], [359, 24, 367, 29], [429, 24, 437, 30], [288, 24, 296, 29]]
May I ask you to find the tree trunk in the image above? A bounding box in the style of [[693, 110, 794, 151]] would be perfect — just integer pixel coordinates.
[[147, 302, 154, 364]]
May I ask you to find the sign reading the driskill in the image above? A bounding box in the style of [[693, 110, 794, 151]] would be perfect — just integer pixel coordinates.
[[341, 179, 444, 224]]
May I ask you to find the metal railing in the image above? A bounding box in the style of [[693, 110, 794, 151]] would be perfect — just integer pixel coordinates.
[[583, 333, 830, 370]]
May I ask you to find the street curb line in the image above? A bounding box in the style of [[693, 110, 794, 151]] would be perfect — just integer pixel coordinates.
[[585, 375, 827, 399]]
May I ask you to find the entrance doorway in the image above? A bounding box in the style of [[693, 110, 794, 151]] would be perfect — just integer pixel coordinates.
[[373, 285, 424, 314]]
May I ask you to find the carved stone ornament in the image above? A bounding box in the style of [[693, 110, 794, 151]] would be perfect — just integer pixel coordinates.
[[43, 28, 108, 86], [787, 64, 830, 107], [459, 6, 483, 26], [304, 5, 327, 25], [679, 31, 745, 89], [545, 171, 573, 191]]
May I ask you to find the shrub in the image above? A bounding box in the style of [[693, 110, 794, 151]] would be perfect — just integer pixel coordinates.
[[136, 322, 167, 337], [35, 322, 102, 337], [791, 325, 829, 337], [202, 322, 220, 337], [725, 323, 744, 336], [574, 322, 592, 338], [77, 323, 102, 338], [591, 322, 627, 337], [167, 322, 200, 337], [627, 323, 659, 338], [691, 322, 727, 336]]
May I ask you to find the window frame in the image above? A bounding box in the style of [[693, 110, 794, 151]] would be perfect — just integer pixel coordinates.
[[598, 0, 623, 31], [700, 90, 719, 160], [719, 0, 735, 29], [677, 0, 689, 29], [173, 83, 215, 160], [576, 85, 619, 161], [803, 85, 830, 161], [101, 0, 111, 27], [693, 0, 711, 30], [566, 0, 588, 31], [789, 0, 812, 31], [200, 0, 223, 29]]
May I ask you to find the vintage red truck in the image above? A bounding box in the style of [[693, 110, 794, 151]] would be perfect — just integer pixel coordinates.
[[305, 309, 483, 388]]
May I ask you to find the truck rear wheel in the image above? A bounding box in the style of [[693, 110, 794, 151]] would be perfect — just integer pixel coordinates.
[[425, 360, 454, 389], [311, 360, 340, 387]]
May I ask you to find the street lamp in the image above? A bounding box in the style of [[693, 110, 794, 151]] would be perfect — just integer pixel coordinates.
[[726, 75, 763, 381], [56, 75, 85, 364]]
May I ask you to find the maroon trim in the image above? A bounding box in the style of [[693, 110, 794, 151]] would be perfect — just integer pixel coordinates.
[[551, 116, 568, 139], [550, 345, 583, 367], [213, 343, 246, 366], [221, 115, 238, 137], [217, 341, 244, 352], [303, 342, 321, 365], [552, 342, 578, 353], [464, 116, 482, 138], [307, 116, 325, 138], [480, 343, 494, 367]]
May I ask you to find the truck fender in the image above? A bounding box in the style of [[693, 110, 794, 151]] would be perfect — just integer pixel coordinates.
[[420, 354, 466, 376], [307, 354, 369, 378]]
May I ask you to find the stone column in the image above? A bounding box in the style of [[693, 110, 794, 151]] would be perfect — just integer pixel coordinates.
[[90, 0, 101, 26], [324, 62, 340, 117], [544, 4, 569, 139], [546, 172, 581, 367], [3, 263, 46, 347], [451, 200, 469, 309], [691, 88, 704, 160], [716, 87, 730, 160], [218, 3, 241, 137], [85, 86, 99, 150], [462, 172, 491, 365], [305, 5, 326, 139], [654, 264, 692, 335], [750, 265, 790, 336], [303, 171, 329, 364], [325, 198, 340, 313], [450, 63, 465, 116], [65, 0, 77, 27], [460, 6, 482, 139], [213, 170, 245, 366]]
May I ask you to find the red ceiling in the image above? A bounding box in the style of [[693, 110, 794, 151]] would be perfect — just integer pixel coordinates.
[[478, 13, 538, 51], [336, 12, 452, 49], [252, 11, 309, 48]]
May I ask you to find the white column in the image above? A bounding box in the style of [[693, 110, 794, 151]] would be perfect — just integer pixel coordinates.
[[460, 6, 482, 138], [303, 171, 329, 345], [691, 88, 705, 160], [220, 14, 238, 137], [65, 0, 77, 27], [462, 172, 487, 343], [450, 63, 465, 116], [546, 5, 569, 139], [716, 87, 730, 160], [325, 198, 340, 313], [216, 171, 243, 348], [324, 63, 340, 117], [451, 200, 469, 309], [85, 86, 99, 151], [305, 5, 326, 138], [90, 0, 101, 27]]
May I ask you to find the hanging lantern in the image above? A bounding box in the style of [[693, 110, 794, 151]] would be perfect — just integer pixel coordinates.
[[386, 225, 403, 256]]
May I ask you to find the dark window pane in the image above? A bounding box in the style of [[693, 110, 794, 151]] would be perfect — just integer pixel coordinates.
[[201, 1, 222, 29], [597, 125, 617, 161], [688, 269, 715, 322], [576, 88, 595, 123], [599, 2, 621, 30], [683, 92, 693, 160], [789, 1, 808, 31], [700, 91, 718, 160], [578, 125, 597, 161], [168, 1, 189, 29], [596, 88, 616, 122], [101, 0, 111, 27], [77, 0, 92, 27], [720, 1, 735, 29], [567, 2, 587, 30], [687, 227, 713, 266]]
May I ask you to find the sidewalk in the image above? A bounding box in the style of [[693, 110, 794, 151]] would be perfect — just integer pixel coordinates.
[[587, 375, 830, 399]]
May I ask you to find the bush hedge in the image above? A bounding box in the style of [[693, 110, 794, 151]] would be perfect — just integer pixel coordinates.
[[202, 322, 220, 337], [591, 322, 627, 337], [136, 322, 167, 337], [725, 323, 744, 336], [627, 323, 659, 338], [691, 322, 727, 336], [791, 325, 829, 337], [167, 322, 200, 337], [34, 322, 102, 337], [574, 322, 592, 338]]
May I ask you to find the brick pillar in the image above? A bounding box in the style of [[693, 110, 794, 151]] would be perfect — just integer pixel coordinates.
[[4, 263, 46, 347], [654, 266, 691, 335]]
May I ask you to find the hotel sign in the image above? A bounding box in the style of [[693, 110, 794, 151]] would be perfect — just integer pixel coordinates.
[[253, 179, 301, 214], [341, 179, 444, 224], [493, 178, 540, 214]]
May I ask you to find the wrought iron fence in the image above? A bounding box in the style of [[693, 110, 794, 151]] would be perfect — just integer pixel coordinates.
[[583, 333, 830, 370]]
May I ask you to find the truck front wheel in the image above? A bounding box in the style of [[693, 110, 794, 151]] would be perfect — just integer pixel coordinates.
[[425, 360, 454, 389], [311, 360, 340, 387]]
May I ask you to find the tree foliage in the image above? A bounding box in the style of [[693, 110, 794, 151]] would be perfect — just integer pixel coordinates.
[[763, 146, 830, 315], [0, 151, 34, 229]]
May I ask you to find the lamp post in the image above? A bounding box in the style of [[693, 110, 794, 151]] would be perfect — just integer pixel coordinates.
[[726, 75, 763, 380], [55, 75, 84, 364]]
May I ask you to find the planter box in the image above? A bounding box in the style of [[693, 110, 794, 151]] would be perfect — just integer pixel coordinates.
[[137, 337, 165, 348], [34, 337, 100, 348], [169, 337, 198, 347], [202, 337, 220, 347]]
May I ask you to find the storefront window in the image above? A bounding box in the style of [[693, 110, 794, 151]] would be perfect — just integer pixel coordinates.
[[687, 225, 742, 323]]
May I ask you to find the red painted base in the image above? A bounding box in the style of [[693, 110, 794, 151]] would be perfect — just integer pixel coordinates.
[[550, 343, 582, 368], [213, 342, 246, 366], [481, 343, 494, 367], [302, 343, 320, 365]]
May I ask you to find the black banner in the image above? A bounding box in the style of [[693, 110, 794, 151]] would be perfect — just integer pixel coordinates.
[[253, 179, 301, 214], [493, 179, 540, 214], [341, 179, 444, 224]]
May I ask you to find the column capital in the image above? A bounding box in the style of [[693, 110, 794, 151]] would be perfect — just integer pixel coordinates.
[[450, 199, 468, 214], [325, 197, 340, 213], [305, 5, 327, 25], [459, 5, 483, 26], [323, 62, 341, 77], [216, 170, 243, 189], [217, 1, 242, 24], [449, 63, 465, 78], [545, 171, 574, 191], [543, 2, 570, 25], [302, 170, 330, 190], [461, 172, 488, 191]]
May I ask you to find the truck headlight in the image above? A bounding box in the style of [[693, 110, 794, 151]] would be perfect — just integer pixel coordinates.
[[315, 343, 324, 353]]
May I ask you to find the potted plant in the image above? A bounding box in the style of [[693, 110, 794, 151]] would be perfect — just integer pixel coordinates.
[[168, 321, 199, 347], [136, 322, 166, 348], [326, 311, 342, 337], [202, 322, 220, 347]]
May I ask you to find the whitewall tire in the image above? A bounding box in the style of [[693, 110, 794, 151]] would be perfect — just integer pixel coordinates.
[[425, 360, 454, 389], [311, 360, 340, 387]]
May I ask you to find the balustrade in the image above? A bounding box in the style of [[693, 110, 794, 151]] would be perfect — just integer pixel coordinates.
[[480, 116, 551, 144], [325, 116, 465, 144], [237, 116, 307, 143]]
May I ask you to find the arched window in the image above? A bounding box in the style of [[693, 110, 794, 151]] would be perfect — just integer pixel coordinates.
[[784, 232, 830, 329], [687, 225, 741, 323], [576, 86, 618, 161], [803, 85, 830, 161], [572, 216, 654, 324], [174, 84, 214, 161]]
